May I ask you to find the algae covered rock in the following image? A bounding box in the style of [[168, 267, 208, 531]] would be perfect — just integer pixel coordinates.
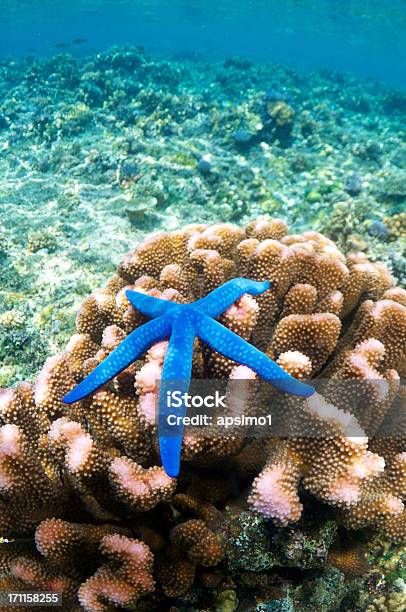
[[291, 567, 346, 611], [224, 511, 276, 572], [274, 518, 337, 570], [224, 509, 337, 573]]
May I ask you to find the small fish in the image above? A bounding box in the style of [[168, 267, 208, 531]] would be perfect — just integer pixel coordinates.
[[72, 38, 88, 45], [55, 42, 71, 49]]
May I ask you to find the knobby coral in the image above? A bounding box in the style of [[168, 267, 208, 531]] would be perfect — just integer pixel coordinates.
[[0, 218, 405, 610], [64, 277, 314, 478]]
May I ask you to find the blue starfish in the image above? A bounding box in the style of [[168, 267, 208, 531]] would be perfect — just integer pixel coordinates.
[[64, 278, 314, 477]]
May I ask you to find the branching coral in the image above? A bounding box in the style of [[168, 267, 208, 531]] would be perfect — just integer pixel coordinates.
[[78, 535, 155, 612], [0, 218, 405, 608]]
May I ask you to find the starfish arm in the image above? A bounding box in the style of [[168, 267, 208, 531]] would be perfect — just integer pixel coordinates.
[[194, 278, 271, 318], [64, 314, 172, 404], [158, 313, 195, 478], [125, 289, 176, 318], [196, 314, 315, 397]]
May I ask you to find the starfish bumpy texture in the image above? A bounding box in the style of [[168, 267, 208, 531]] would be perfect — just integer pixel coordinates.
[[64, 278, 314, 476]]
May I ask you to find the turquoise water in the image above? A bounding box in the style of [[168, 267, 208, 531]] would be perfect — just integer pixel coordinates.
[[2, 0, 406, 86]]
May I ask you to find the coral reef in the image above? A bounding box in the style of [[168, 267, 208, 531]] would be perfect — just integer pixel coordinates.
[[0, 219, 404, 610], [1, 46, 405, 387]]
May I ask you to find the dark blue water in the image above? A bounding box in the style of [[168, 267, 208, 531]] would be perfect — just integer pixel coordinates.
[[2, 0, 406, 87]]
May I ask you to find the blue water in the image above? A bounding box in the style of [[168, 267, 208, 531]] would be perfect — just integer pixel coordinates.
[[2, 0, 406, 87]]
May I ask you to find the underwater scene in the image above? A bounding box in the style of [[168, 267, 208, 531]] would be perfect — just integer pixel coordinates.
[[0, 1, 405, 610]]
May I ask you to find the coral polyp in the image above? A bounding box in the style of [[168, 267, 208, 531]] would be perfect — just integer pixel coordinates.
[[0, 218, 405, 611]]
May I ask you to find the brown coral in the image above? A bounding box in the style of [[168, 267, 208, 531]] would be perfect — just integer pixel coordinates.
[[78, 535, 155, 612], [0, 218, 405, 609], [170, 519, 224, 566], [109, 456, 176, 511]]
